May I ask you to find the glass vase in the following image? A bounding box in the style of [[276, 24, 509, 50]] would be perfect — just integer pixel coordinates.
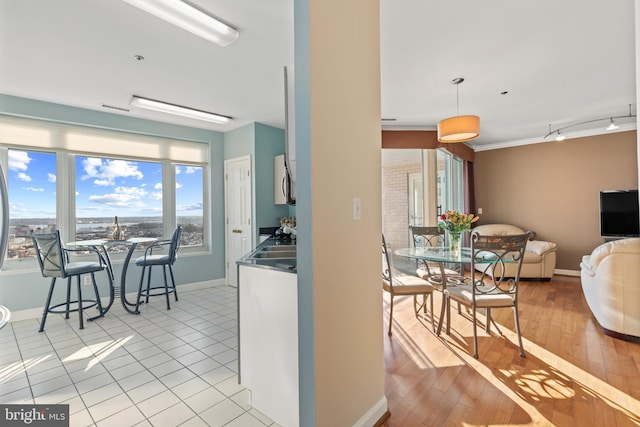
[[449, 231, 461, 258]]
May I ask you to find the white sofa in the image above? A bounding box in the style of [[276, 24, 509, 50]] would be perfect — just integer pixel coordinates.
[[472, 224, 557, 280], [580, 238, 640, 340]]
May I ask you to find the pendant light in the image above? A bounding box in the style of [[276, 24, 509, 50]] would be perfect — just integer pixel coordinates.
[[437, 77, 480, 143]]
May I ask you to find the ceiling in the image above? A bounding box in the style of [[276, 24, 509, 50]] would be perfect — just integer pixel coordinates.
[[0, 0, 636, 150]]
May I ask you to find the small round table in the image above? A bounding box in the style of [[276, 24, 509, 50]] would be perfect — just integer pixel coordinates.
[[68, 238, 156, 315], [0, 305, 10, 329], [120, 237, 157, 314]]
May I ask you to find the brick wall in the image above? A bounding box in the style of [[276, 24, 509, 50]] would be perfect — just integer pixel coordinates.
[[382, 162, 421, 251]]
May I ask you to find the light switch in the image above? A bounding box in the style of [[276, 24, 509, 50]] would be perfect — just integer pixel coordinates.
[[478, 208, 483, 214], [353, 198, 361, 220]]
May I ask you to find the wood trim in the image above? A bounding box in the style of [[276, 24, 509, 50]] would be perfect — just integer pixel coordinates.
[[373, 410, 391, 427], [381, 130, 475, 162]]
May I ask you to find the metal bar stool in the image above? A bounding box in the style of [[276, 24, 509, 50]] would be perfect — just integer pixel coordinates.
[[32, 231, 108, 332], [134, 225, 183, 311]]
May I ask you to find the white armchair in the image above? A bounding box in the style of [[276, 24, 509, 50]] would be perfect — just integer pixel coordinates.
[[580, 238, 640, 340], [472, 224, 557, 280]]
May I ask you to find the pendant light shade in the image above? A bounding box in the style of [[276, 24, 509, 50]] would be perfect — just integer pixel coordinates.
[[437, 77, 480, 143], [437, 115, 480, 142]]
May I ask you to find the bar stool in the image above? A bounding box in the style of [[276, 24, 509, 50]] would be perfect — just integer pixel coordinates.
[[31, 231, 107, 332], [134, 225, 183, 311]]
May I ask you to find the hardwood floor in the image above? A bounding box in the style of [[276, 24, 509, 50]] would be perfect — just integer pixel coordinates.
[[381, 275, 640, 426]]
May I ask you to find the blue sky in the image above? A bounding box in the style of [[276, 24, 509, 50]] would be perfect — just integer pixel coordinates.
[[7, 150, 203, 219]]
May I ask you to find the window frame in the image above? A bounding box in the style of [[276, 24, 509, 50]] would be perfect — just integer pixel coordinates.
[[0, 117, 210, 271]]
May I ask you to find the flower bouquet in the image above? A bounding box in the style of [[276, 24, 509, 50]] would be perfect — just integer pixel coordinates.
[[437, 210, 479, 256]]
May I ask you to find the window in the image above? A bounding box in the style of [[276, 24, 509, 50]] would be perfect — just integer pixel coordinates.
[[176, 165, 204, 248], [382, 148, 464, 250], [436, 149, 464, 215], [75, 156, 164, 247], [6, 149, 56, 261], [0, 116, 210, 269]]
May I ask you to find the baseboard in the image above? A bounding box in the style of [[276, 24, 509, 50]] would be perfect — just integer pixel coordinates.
[[352, 396, 388, 427], [179, 278, 227, 291], [8, 307, 42, 323], [6, 279, 229, 324], [554, 269, 580, 277]]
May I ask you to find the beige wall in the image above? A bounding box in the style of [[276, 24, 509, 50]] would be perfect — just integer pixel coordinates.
[[474, 131, 638, 271], [307, 0, 385, 425]]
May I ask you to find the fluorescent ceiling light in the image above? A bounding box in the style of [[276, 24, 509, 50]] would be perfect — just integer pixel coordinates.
[[131, 96, 233, 124], [122, 0, 239, 47]]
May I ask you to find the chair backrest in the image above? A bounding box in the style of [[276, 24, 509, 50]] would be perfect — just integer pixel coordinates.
[[470, 231, 532, 296], [31, 231, 65, 278], [410, 226, 444, 248], [168, 225, 183, 264], [382, 234, 394, 292]]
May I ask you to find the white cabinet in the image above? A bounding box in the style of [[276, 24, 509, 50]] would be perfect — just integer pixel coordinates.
[[239, 265, 299, 426], [274, 154, 287, 205]]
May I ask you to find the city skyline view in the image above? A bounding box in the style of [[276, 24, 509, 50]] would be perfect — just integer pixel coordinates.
[[7, 149, 203, 219]]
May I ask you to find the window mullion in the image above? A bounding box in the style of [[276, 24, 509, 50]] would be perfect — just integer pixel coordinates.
[[163, 161, 176, 238]]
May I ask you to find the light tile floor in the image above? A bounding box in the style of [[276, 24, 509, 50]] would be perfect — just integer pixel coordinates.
[[0, 285, 280, 427]]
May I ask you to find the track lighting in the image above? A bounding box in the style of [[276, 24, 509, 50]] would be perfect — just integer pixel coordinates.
[[606, 118, 619, 131], [544, 104, 635, 140]]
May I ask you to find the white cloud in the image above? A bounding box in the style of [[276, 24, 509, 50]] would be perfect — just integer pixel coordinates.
[[22, 186, 44, 192], [176, 166, 182, 175], [17, 172, 32, 182], [48, 173, 56, 183], [154, 183, 162, 190], [81, 158, 143, 186], [87, 186, 148, 208], [178, 202, 203, 212], [176, 182, 183, 189], [149, 192, 162, 201], [185, 166, 199, 174], [8, 151, 31, 172]]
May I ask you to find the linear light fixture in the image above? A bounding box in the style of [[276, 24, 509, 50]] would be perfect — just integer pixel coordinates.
[[544, 104, 635, 140], [122, 0, 239, 47], [131, 95, 233, 124]]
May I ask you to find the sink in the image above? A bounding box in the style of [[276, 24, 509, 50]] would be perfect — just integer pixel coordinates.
[[260, 245, 296, 252], [249, 251, 296, 259]]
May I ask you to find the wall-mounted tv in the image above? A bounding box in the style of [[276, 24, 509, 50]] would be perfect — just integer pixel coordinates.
[[600, 189, 640, 237]]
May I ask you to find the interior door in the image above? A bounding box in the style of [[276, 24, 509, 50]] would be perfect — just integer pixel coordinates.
[[224, 156, 253, 287]]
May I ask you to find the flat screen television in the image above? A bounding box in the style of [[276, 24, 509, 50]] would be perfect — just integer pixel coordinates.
[[600, 190, 640, 237]]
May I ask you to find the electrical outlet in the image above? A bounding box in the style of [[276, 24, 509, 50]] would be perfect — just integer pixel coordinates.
[[83, 276, 92, 286]]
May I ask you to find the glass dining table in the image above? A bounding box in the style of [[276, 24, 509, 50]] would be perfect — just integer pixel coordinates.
[[394, 246, 473, 335], [67, 237, 157, 315]]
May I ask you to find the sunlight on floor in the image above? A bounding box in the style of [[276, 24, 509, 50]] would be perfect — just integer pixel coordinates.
[[0, 355, 51, 383], [449, 323, 640, 424], [62, 335, 134, 371], [389, 291, 640, 425]]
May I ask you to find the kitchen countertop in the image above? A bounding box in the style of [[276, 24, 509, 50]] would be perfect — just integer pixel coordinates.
[[236, 236, 297, 274]]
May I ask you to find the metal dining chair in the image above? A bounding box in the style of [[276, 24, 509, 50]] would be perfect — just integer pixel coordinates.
[[445, 231, 531, 358], [31, 230, 107, 332], [382, 233, 435, 335], [411, 225, 461, 286], [134, 225, 183, 311]]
